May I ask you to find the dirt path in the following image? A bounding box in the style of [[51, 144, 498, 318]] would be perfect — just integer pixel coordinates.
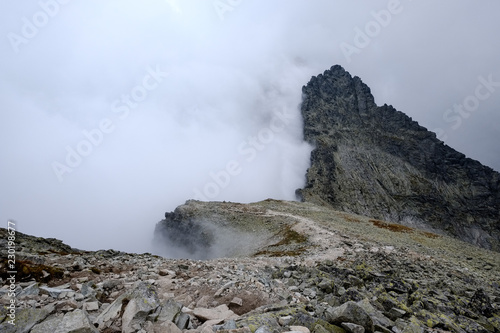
[[264, 210, 345, 264]]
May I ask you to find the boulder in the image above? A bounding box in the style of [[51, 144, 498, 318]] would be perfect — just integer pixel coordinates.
[[193, 304, 238, 322], [326, 301, 374, 333], [121, 283, 161, 333], [94, 281, 160, 331], [0, 304, 54, 333], [31, 309, 98, 333]]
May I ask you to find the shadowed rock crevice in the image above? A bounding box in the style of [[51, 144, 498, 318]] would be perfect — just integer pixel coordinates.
[[298, 65, 500, 251]]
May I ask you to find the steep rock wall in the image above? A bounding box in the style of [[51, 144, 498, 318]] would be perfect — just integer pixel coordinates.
[[298, 65, 500, 251]]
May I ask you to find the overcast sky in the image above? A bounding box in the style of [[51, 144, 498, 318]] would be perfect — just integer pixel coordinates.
[[1, 1, 499, 253]]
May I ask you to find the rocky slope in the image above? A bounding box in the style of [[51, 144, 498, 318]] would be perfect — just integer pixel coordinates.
[[3, 199, 500, 332], [297, 65, 500, 251], [151, 199, 500, 333]]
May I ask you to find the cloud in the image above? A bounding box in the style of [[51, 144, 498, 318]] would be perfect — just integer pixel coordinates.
[[1, 0, 499, 253]]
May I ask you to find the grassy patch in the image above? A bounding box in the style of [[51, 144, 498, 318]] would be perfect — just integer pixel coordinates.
[[272, 225, 308, 247], [422, 231, 440, 239], [254, 225, 308, 257], [369, 219, 414, 233], [1, 258, 64, 283], [341, 214, 361, 223]]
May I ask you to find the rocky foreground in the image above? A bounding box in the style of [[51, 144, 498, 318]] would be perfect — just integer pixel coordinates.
[[2, 199, 500, 332]]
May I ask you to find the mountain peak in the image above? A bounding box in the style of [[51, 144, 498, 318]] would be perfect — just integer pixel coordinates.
[[299, 65, 500, 251]]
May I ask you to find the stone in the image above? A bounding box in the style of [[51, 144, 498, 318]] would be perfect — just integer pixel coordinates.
[[326, 301, 374, 333], [356, 299, 394, 329], [93, 295, 126, 329], [159, 268, 176, 276], [39, 286, 73, 298], [219, 328, 252, 333], [83, 301, 99, 311], [0, 304, 54, 333], [230, 297, 243, 307], [255, 326, 273, 333], [31, 309, 98, 333], [153, 320, 182, 333], [469, 289, 494, 317], [80, 282, 96, 298], [289, 325, 310, 333], [387, 307, 406, 320], [312, 324, 330, 333], [121, 283, 161, 333], [215, 281, 235, 296], [279, 315, 293, 326], [193, 304, 238, 322], [196, 295, 211, 308], [102, 279, 121, 290], [18, 283, 40, 298], [94, 282, 159, 332], [176, 312, 191, 330], [341, 323, 365, 333], [157, 298, 183, 323]]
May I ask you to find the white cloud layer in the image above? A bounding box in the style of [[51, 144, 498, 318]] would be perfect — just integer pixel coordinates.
[[1, 0, 499, 253]]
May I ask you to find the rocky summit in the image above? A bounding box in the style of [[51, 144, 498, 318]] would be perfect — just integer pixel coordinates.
[[297, 65, 500, 251]]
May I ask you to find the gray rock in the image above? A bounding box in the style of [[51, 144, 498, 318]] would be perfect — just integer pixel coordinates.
[[255, 326, 273, 333], [221, 319, 238, 330], [94, 282, 159, 332], [32, 309, 98, 333], [289, 325, 310, 333], [230, 297, 243, 307], [157, 298, 183, 323], [341, 322, 365, 333], [326, 301, 374, 333], [39, 286, 73, 298], [83, 301, 99, 312], [176, 312, 191, 330], [356, 298, 394, 328], [80, 282, 96, 298], [193, 305, 238, 322], [153, 320, 183, 333], [386, 307, 406, 321], [215, 281, 235, 296], [279, 315, 293, 326], [121, 282, 161, 333], [102, 279, 121, 290], [0, 304, 54, 333], [18, 283, 40, 298]]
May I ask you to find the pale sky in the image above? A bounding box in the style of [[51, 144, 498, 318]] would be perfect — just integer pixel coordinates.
[[1, 1, 499, 253]]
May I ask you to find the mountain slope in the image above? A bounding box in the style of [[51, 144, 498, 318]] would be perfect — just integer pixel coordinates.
[[297, 65, 500, 251]]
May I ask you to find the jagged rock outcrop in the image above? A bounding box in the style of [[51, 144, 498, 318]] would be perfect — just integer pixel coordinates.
[[297, 65, 500, 251], [153, 200, 291, 260]]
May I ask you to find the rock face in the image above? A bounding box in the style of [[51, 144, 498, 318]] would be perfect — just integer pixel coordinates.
[[153, 200, 300, 260], [298, 65, 500, 251]]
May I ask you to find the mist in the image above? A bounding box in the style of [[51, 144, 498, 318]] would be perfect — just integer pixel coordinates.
[[1, 1, 499, 253]]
